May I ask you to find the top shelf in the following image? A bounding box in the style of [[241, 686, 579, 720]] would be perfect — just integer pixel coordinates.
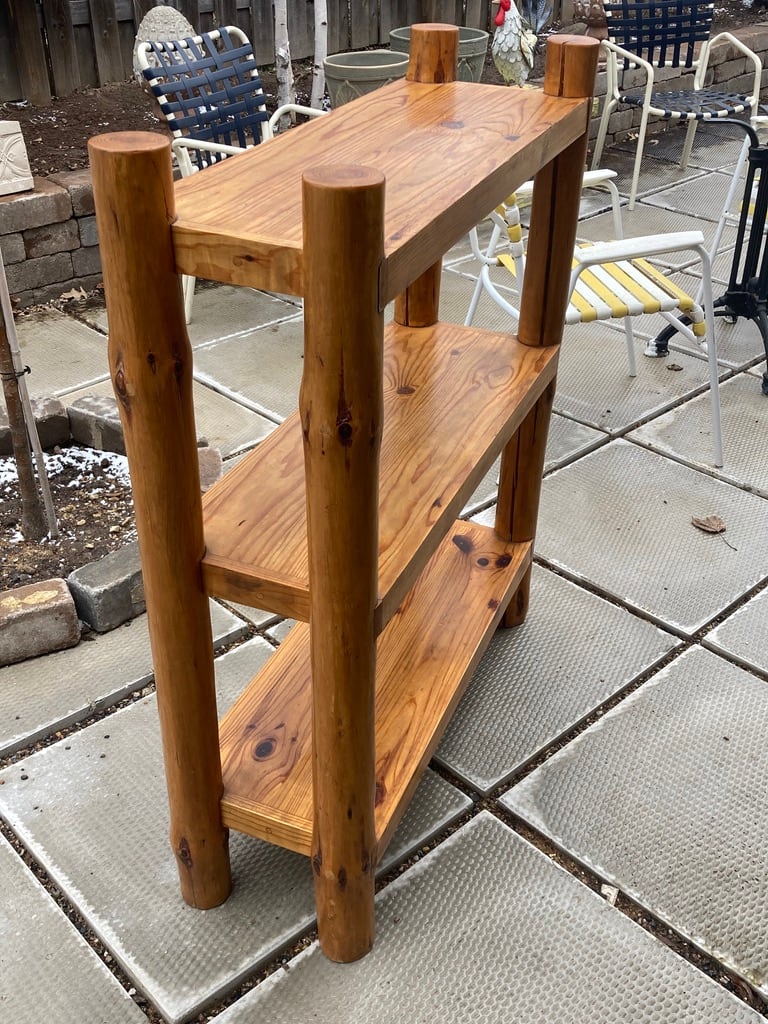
[[172, 79, 589, 301]]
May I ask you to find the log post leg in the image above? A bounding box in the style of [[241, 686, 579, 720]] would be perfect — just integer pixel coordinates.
[[89, 132, 231, 908], [301, 165, 385, 962], [393, 23, 459, 330], [496, 36, 600, 627]]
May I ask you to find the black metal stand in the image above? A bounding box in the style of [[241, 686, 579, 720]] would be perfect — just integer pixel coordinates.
[[650, 119, 768, 395]]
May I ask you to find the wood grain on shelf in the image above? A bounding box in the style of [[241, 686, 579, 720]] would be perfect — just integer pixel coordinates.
[[201, 320, 557, 626], [218, 523, 532, 855], [172, 79, 588, 301]]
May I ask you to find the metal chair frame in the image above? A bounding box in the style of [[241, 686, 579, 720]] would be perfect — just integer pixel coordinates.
[[591, 0, 762, 209], [137, 25, 325, 320], [465, 170, 724, 466], [651, 120, 768, 396]]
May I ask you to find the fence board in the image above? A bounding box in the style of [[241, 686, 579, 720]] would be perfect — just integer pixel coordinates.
[[350, 0, 377, 47], [287, 0, 312, 59], [89, 0, 124, 84], [465, 0, 491, 30], [0, 0, 21, 100], [246, 0, 274, 63], [7, 0, 52, 103], [327, 0, 348, 51], [214, 0, 237, 25], [44, 0, 81, 94]]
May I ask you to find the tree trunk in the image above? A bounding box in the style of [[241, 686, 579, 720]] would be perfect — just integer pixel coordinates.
[[0, 319, 46, 542], [274, 0, 295, 129], [310, 0, 328, 109]]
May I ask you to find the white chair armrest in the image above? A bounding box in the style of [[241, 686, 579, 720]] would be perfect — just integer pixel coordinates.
[[171, 137, 249, 176], [704, 33, 762, 105], [268, 104, 328, 132], [574, 230, 705, 266], [600, 38, 655, 77]]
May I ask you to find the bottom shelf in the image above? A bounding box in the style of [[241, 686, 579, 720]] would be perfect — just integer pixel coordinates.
[[218, 521, 531, 857]]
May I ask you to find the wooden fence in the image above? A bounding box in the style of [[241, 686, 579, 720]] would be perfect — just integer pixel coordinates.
[[0, 0, 493, 104]]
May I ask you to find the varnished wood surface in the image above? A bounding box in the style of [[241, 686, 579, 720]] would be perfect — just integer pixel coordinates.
[[172, 79, 589, 301], [218, 523, 532, 855], [89, 132, 232, 908], [201, 319, 558, 628]]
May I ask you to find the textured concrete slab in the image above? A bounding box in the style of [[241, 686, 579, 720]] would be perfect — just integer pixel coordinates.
[[77, 283, 300, 347], [215, 813, 764, 1024], [641, 168, 736, 220], [63, 378, 276, 456], [193, 315, 304, 421], [462, 416, 606, 517], [17, 310, 110, 396], [629, 374, 768, 496], [705, 587, 768, 674], [0, 834, 146, 1024], [534, 440, 768, 634], [0, 601, 246, 757], [0, 637, 470, 1023], [554, 320, 718, 435], [591, 145, 708, 206], [620, 122, 748, 172], [503, 647, 768, 997], [435, 564, 677, 793]]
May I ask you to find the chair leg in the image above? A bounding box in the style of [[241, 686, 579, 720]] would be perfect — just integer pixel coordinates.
[[623, 316, 637, 376], [591, 96, 617, 171], [680, 119, 698, 170], [628, 106, 652, 211], [464, 268, 485, 327], [699, 250, 724, 467], [182, 274, 196, 324]]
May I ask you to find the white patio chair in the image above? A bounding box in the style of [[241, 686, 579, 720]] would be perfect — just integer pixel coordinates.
[[465, 170, 724, 466], [137, 25, 325, 322]]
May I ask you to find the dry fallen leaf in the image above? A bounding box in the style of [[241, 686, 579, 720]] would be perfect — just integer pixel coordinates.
[[59, 287, 87, 301], [691, 514, 727, 534]]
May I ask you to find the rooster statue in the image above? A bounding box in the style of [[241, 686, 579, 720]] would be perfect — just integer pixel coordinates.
[[492, 0, 537, 87]]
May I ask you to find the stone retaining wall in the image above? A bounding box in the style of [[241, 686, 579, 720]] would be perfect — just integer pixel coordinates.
[[1, 23, 768, 310], [0, 169, 102, 308]]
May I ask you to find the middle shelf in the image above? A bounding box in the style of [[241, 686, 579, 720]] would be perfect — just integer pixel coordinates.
[[201, 319, 558, 630]]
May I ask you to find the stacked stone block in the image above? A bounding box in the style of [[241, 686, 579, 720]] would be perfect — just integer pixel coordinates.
[[0, 170, 101, 308]]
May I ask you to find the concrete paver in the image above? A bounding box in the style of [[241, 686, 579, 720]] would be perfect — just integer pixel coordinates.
[[503, 648, 768, 997], [436, 564, 677, 793], [534, 440, 768, 634], [215, 815, 764, 1024], [0, 834, 147, 1024]]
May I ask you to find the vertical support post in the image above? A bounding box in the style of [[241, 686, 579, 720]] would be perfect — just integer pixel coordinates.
[[495, 35, 599, 626], [393, 23, 459, 329], [302, 165, 385, 962], [89, 132, 231, 908]]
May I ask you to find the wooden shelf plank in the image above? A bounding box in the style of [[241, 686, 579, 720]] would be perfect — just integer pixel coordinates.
[[172, 79, 588, 300], [219, 522, 532, 856], [202, 319, 557, 626]]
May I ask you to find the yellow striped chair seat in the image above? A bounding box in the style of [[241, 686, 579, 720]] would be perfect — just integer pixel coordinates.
[[498, 248, 707, 338]]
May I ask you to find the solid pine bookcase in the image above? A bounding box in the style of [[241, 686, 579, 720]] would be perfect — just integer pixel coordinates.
[[90, 26, 598, 963]]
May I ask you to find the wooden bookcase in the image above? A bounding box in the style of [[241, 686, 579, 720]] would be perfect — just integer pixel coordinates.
[[90, 26, 598, 963]]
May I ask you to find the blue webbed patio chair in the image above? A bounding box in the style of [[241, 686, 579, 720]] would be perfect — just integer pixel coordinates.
[[591, 0, 762, 209], [137, 25, 325, 320]]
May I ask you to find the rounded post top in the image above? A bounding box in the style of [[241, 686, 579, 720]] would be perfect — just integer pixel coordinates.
[[88, 131, 171, 156], [544, 35, 600, 98], [302, 164, 386, 192], [407, 24, 459, 84]]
